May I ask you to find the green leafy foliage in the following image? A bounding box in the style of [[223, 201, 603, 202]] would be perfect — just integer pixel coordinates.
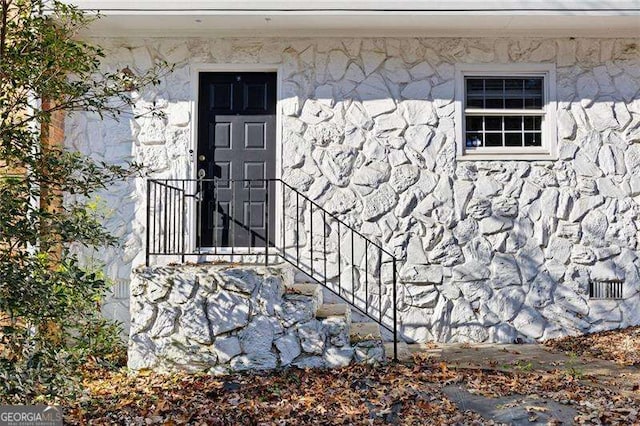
[[0, 0, 171, 403]]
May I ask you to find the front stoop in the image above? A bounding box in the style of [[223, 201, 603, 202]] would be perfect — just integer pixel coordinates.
[[129, 263, 385, 374]]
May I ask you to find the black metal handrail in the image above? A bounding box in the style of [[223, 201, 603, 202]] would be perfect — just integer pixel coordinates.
[[145, 178, 400, 361]]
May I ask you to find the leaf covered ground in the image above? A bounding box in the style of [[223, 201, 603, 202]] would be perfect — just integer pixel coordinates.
[[65, 353, 640, 425], [545, 326, 640, 366]]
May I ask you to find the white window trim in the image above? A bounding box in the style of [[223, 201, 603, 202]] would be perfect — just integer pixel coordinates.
[[454, 63, 557, 161]]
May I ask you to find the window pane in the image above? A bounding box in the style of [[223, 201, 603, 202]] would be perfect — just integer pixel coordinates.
[[505, 79, 523, 94], [484, 79, 504, 109], [524, 116, 542, 130], [467, 79, 484, 94], [525, 97, 543, 109], [505, 133, 522, 147], [505, 98, 524, 109], [504, 116, 522, 131], [466, 133, 483, 148], [466, 77, 543, 110], [524, 132, 542, 146], [466, 116, 483, 131], [467, 97, 484, 108], [524, 78, 543, 92], [485, 133, 502, 147], [485, 116, 502, 131]]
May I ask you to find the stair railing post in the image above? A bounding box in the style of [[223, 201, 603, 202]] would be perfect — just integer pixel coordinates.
[[393, 258, 398, 362], [265, 180, 270, 266], [145, 179, 151, 266]]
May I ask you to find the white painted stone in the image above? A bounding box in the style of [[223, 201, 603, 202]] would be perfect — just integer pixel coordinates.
[[389, 164, 419, 193], [559, 143, 578, 160], [576, 74, 599, 107], [431, 81, 455, 107], [324, 347, 354, 368], [298, 321, 326, 355], [401, 80, 431, 100], [327, 49, 350, 80], [400, 264, 443, 284], [406, 284, 440, 308], [479, 216, 513, 235], [429, 237, 464, 267], [409, 61, 435, 79], [568, 195, 605, 222], [625, 144, 640, 176], [401, 101, 438, 126], [492, 197, 518, 218], [208, 290, 250, 336], [352, 161, 391, 187], [357, 74, 396, 117], [591, 260, 625, 282], [306, 122, 343, 147], [179, 299, 212, 344], [614, 73, 639, 102], [282, 168, 314, 192], [518, 243, 545, 283], [573, 153, 603, 178], [557, 108, 577, 140], [138, 117, 166, 145], [490, 253, 521, 288], [346, 101, 374, 130], [571, 245, 597, 265], [512, 307, 546, 339], [519, 182, 541, 206], [167, 103, 190, 127], [459, 280, 492, 305], [598, 144, 626, 175], [324, 187, 358, 214], [274, 333, 301, 366], [314, 145, 357, 187], [404, 125, 435, 152], [587, 102, 619, 131], [300, 99, 334, 124], [213, 336, 242, 364], [315, 84, 334, 106], [344, 62, 365, 83], [362, 184, 398, 221], [361, 50, 386, 75], [466, 198, 492, 220], [487, 287, 525, 322], [384, 57, 411, 83], [452, 260, 490, 282], [450, 299, 476, 326]]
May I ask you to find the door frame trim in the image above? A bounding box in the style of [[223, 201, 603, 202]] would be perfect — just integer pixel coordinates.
[[189, 63, 283, 254]]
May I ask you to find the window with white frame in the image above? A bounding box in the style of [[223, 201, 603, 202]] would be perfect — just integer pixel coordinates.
[[455, 64, 557, 160]]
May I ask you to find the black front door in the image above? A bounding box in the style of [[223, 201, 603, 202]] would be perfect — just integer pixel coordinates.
[[197, 72, 277, 249]]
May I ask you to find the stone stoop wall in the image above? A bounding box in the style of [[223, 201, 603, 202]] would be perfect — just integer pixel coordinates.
[[67, 36, 640, 344], [128, 264, 384, 372]]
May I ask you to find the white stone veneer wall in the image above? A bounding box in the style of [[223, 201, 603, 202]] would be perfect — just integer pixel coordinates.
[[66, 37, 640, 343]]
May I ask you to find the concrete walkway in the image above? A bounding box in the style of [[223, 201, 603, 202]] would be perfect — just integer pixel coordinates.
[[386, 342, 640, 395]]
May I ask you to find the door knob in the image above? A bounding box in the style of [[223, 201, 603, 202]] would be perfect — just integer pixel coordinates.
[[198, 155, 206, 162]]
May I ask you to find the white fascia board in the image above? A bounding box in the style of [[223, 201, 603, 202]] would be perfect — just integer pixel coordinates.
[[65, 0, 640, 37], [70, 0, 640, 13]]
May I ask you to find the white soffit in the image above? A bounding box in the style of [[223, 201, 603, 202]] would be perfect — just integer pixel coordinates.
[[69, 1, 640, 37]]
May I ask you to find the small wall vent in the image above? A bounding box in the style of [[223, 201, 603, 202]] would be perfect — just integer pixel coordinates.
[[589, 281, 623, 300], [112, 280, 130, 300]]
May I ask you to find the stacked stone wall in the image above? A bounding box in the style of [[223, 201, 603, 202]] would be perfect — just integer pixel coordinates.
[[67, 37, 640, 343]]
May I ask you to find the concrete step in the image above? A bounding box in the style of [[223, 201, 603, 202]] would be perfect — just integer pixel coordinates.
[[349, 322, 382, 344], [285, 283, 323, 306], [316, 303, 351, 323], [384, 341, 413, 362]]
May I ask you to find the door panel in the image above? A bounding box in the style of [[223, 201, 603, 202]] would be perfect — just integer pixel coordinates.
[[197, 72, 277, 248]]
